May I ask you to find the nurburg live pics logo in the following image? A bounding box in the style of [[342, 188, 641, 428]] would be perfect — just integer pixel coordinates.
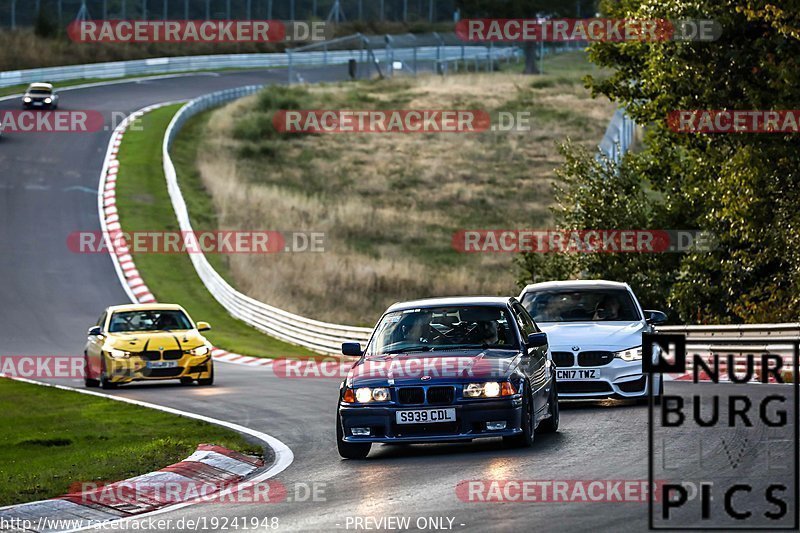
[[643, 333, 799, 530]]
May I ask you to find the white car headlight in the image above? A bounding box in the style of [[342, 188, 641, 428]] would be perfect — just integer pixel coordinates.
[[44, 98, 52, 104], [108, 348, 130, 359], [189, 345, 210, 356], [23, 97, 31, 103], [615, 346, 643, 362]]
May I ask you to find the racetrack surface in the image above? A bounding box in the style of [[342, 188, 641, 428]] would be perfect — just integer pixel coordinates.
[[0, 68, 796, 532]]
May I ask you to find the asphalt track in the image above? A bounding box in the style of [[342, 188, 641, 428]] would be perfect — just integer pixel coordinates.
[[0, 68, 797, 532]]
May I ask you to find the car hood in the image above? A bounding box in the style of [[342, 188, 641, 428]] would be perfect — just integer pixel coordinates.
[[538, 321, 645, 351], [347, 349, 520, 388], [105, 330, 207, 351]]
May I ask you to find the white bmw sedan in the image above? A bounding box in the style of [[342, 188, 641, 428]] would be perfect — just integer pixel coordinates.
[[519, 280, 666, 401]]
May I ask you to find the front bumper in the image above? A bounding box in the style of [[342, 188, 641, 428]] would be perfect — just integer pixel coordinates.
[[104, 354, 212, 383], [23, 100, 55, 109], [339, 397, 524, 444], [556, 359, 658, 399]]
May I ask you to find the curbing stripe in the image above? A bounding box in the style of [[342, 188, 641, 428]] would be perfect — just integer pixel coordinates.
[[98, 105, 275, 370]]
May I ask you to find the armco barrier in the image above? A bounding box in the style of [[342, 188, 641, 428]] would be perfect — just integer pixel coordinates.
[[162, 86, 373, 355], [597, 107, 635, 165], [0, 45, 507, 89]]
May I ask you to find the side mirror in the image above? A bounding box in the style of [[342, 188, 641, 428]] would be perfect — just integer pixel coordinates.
[[87, 326, 103, 337], [526, 332, 548, 348], [341, 342, 362, 357], [196, 321, 211, 331], [643, 310, 668, 325]]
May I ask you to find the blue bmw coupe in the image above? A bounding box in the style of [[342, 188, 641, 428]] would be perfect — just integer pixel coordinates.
[[336, 296, 559, 459]]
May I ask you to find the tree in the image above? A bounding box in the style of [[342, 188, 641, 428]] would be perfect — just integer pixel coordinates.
[[456, 0, 597, 74], [519, 0, 800, 323], [34, 5, 58, 39]]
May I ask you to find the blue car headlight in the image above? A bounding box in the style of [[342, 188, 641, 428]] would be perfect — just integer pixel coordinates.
[[344, 387, 390, 403], [463, 381, 516, 398]]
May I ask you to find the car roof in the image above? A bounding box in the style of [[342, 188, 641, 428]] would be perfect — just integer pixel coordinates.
[[106, 303, 186, 313], [386, 296, 514, 313], [519, 279, 631, 295], [27, 83, 53, 90]]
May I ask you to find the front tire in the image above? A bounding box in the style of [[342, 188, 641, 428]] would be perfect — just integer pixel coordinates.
[[99, 357, 117, 389], [336, 412, 371, 459], [504, 384, 534, 448], [537, 377, 559, 433], [84, 354, 99, 388]]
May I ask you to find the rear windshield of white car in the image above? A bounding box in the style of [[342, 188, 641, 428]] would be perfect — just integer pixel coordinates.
[[108, 310, 193, 332], [521, 289, 641, 322]]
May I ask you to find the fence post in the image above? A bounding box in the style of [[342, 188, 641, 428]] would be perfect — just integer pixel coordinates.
[[287, 48, 293, 85]]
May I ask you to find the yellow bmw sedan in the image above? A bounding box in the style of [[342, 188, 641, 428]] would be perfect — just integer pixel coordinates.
[[84, 303, 214, 388]]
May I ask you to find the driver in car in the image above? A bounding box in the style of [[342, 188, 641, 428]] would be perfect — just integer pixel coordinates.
[[593, 296, 621, 320], [471, 320, 499, 345]]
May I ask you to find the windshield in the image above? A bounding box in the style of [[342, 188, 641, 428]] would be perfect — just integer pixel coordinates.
[[521, 289, 641, 322], [108, 310, 193, 332], [366, 305, 518, 356], [28, 89, 52, 95]]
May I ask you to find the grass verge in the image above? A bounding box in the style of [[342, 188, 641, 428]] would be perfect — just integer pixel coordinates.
[[0, 378, 260, 506], [189, 50, 614, 325], [114, 104, 315, 358]]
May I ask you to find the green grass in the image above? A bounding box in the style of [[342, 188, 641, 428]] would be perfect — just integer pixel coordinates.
[[0, 379, 260, 505], [115, 105, 315, 359]]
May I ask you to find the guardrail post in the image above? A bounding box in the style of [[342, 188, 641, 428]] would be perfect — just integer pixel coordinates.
[[287, 48, 293, 85], [386, 35, 394, 78]]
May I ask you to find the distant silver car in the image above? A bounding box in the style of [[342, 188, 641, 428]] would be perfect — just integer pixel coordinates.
[[519, 280, 667, 401], [22, 82, 59, 110]]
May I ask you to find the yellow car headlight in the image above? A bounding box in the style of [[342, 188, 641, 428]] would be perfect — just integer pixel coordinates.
[[188, 345, 211, 356], [108, 348, 130, 359]]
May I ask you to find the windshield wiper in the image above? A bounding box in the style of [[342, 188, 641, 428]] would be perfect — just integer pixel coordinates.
[[381, 346, 433, 355]]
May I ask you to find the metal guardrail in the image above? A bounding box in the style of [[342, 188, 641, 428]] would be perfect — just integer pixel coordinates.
[[597, 107, 635, 165], [163, 85, 373, 355], [659, 323, 800, 338], [0, 35, 512, 89]]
